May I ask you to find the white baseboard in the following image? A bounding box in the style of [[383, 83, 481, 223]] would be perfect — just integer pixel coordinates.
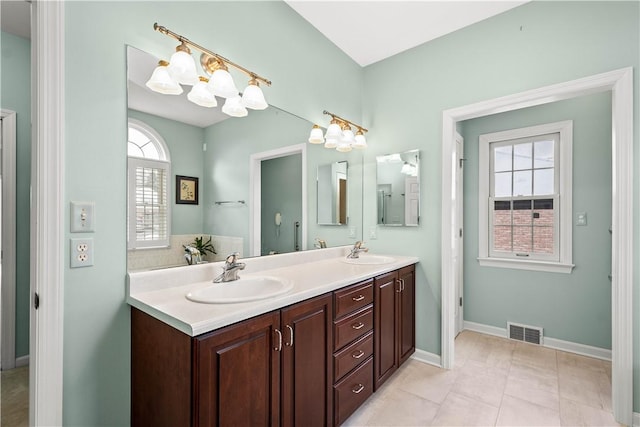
[[411, 349, 441, 368], [16, 354, 29, 367], [463, 321, 611, 361], [633, 411, 639, 427]]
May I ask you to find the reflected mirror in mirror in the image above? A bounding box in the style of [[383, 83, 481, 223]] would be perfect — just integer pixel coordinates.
[[317, 161, 348, 225], [376, 150, 420, 226], [126, 46, 364, 271]]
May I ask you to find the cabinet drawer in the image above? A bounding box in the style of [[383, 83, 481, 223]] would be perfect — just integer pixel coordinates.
[[333, 356, 373, 426], [333, 305, 373, 351], [333, 331, 373, 382], [334, 279, 373, 319]]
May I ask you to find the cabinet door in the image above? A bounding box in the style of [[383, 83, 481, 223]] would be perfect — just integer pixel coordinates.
[[281, 294, 333, 427], [374, 271, 399, 390], [398, 265, 416, 365], [195, 311, 281, 427]]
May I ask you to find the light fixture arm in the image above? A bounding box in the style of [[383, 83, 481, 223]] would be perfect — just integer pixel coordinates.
[[153, 23, 272, 87], [322, 110, 367, 133]]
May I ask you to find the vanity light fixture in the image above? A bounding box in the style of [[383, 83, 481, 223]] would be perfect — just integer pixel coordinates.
[[146, 23, 271, 116], [308, 110, 368, 152]]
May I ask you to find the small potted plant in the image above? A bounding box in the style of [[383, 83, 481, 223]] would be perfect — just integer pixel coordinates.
[[191, 235, 216, 260]]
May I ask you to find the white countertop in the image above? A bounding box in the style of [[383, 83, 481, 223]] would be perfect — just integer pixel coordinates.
[[127, 246, 419, 336]]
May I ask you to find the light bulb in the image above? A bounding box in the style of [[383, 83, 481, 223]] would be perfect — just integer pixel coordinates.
[[207, 62, 239, 98], [308, 125, 325, 144], [145, 60, 183, 95], [187, 77, 218, 108], [222, 95, 248, 117], [340, 125, 355, 145], [241, 78, 268, 110], [167, 43, 198, 85]]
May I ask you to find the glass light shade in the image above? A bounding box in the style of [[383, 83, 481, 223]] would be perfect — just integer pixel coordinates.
[[187, 78, 218, 108], [325, 122, 342, 139], [241, 81, 268, 110], [353, 132, 367, 149], [208, 68, 239, 98], [341, 128, 356, 145], [222, 96, 248, 117], [308, 125, 325, 144], [324, 137, 339, 149], [336, 140, 353, 153], [146, 62, 183, 95], [401, 162, 413, 175], [168, 50, 198, 86]]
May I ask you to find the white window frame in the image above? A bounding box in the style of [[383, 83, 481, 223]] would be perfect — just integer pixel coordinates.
[[127, 119, 171, 249], [478, 120, 574, 273]]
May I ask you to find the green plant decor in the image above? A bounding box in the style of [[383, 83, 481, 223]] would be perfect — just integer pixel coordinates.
[[192, 236, 216, 258]]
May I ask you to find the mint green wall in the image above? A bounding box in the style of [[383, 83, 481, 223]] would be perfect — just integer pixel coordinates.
[[0, 31, 31, 359], [362, 1, 639, 411], [64, 1, 362, 424], [261, 154, 302, 255], [203, 106, 363, 256], [461, 92, 612, 349], [128, 109, 205, 234]]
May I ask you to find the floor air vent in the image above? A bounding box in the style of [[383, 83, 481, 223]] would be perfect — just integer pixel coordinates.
[[507, 322, 543, 345]]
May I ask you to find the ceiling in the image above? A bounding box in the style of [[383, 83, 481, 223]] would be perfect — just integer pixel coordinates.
[[284, 1, 529, 66]]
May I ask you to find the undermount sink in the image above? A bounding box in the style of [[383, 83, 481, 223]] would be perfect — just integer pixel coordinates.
[[341, 255, 395, 265], [186, 276, 293, 304]]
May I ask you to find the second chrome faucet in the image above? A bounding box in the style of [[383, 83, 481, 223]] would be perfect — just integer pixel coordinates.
[[213, 252, 246, 283]]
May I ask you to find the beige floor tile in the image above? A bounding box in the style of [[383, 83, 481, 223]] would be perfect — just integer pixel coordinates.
[[558, 371, 607, 410], [396, 360, 459, 405], [504, 375, 560, 411], [431, 391, 499, 426], [559, 398, 623, 426], [451, 361, 507, 408], [496, 394, 561, 426], [513, 342, 558, 372], [508, 360, 559, 394], [359, 388, 440, 426], [1, 366, 29, 427]]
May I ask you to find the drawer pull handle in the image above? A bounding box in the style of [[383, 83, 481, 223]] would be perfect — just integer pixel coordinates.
[[274, 329, 283, 352], [352, 384, 365, 394], [285, 324, 294, 347], [352, 322, 365, 330], [351, 350, 365, 359], [396, 279, 402, 293], [352, 295, 365, 302]]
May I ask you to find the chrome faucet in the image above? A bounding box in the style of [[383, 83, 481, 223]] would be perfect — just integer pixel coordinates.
[[346, 241, 368, 259], [213, 252, 246, 283]]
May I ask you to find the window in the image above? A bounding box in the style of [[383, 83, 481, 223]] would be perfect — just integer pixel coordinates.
[[478, 121, 574, 273], [127, 119, 171, 249]]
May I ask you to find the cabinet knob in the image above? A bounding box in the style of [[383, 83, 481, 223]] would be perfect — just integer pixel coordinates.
[[352, 295, 365, 302], [351, 384, 365, 394], [351, 350, 365, 359], [351, 322, 365, 330]]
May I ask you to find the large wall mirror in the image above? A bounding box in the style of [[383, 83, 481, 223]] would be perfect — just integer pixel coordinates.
[[376, 149, 420, 226], [126, 46, 363, 271]]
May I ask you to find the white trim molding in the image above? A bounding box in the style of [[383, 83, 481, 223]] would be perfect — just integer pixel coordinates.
[[0, 110, 17, 371], [249, 143, 307, 257], [410, 349, 442, 368], [463, 321, 612, 361], [31, 1, 65, 425], [441, 67, 633, 426]]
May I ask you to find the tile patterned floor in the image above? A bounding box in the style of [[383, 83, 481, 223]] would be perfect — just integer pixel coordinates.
[[344, 331, 621, 426], [1, 365, 29, 427]]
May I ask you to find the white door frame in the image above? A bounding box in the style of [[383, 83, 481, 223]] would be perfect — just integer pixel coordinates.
[[31, 1, 65, 425], [453, 132, 464, 335], [249, 143, 307, 257], [441, 67, 634, 425], [0, 110, 17, 371]]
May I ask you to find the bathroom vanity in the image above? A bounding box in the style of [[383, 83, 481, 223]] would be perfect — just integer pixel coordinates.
[[128, 248, 417, 426]]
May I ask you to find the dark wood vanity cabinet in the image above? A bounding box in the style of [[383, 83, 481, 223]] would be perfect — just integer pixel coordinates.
[[131, 293, 332, 427], [374, 264, 415, 390], [131, 263, 416, 427]]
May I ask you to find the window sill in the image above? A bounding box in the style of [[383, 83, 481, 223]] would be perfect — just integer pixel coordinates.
[[477, 257, 574, 274]]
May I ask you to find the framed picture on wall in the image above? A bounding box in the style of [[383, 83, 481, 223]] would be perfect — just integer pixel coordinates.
[[176, 175, 198, 205]]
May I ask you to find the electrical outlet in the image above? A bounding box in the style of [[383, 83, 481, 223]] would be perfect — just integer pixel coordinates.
[[349, 227, 356, 239], [369, 226, 378, 240], [70, 238, 94, 268], [576, 212, 587, 226]]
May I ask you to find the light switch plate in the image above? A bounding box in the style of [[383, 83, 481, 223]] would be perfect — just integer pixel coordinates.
[[369, 226, 378, 240], [71, 201, 95, 232], [576, 212, 587, 226], [349, 227, 356, 239]]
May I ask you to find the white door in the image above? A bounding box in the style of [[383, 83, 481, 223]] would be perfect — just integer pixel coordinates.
[[404, 176, 419, 225], [454, 132, 464, 335]]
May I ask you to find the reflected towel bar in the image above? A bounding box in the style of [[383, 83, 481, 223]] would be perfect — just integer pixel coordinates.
[[214, 200, 246, 205]]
